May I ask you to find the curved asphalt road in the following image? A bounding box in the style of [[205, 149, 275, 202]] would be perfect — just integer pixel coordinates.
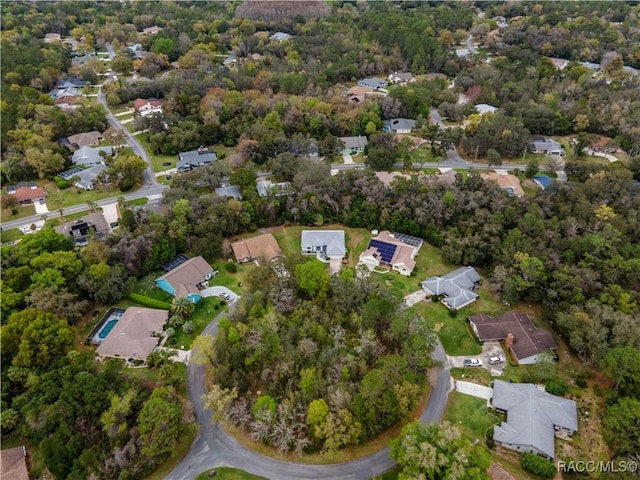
[[165, 314, 451, 480]]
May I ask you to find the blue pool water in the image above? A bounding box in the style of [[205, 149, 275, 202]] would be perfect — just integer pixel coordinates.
[[98, 319, 118, 340]]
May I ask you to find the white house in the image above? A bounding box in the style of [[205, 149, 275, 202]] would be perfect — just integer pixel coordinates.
[[301, 230, 346, 261]]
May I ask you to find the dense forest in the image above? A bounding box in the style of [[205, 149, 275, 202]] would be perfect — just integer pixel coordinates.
[[2, 1, 640, 478]]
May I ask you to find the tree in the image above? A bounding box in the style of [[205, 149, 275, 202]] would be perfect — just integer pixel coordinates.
[[524, 158, 539, 178], [295, 259, 330, 297], [599, 346, 640, 398], [532, 351, 556, 383], [191, 334, 216, 366], [3, 308, 74, 370], [486, 148, 502, 167], [170, 296, 196, 319], [521, 452, 556, 478], [390, 421, 490, 480], [111, 54, 134, 75], [365, 132, 398, 171], [77, 263, 133, 304], [603, 397, 640, 456], [137, 387, 183, 460], [108, 153, 147, 191]]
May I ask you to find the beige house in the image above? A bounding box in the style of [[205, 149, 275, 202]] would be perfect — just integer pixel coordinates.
[[481, 172, 525, 197], [231, 234, 283, 264], [155, 256, 215, 302], [358, 231, 423, 276], [95, 307, 168, 361], [0, 446, 30, 480]]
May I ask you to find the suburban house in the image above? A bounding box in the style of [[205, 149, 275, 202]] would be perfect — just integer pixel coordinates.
[[215, 185, 243, 200], [6, 183, 46, 205], [50, 86, 83, 100], [256, 180, 292, 197], [133, 98, 163, 117], [301, 230, 346, 261], [270, 31, 293, 42], [0, 445, 31, 480], [549, 57, 569, 70], [433, 169, 459, 186], [231, 234, 283, 264], [339, 136, 368, 155], [95, 307, 168, 361], [44, 32, 62, 43], [72, 145, 113, 166], [142, 25, 163, 35], [388, 71, 415, 85], [469, 312, 557, 364], [74, 164, 108, 190], [455, 48, 471, 58], [531, 137, 564, 156], [357, 77, 388, 90], [481, 172, 525, 197], [55, 212, 111, 245], [358, 231, 423, 276], [56, 76, 88, 89], [533, 175, 553, 190], [375, 171, 411, 188], [475, 103, 498, 115], [347, 85, 373, 104], [384, 118, 416, 134], [67, 131, 103, 148], [55, 95, 82, 111], [155, 256, 215, 302], [421, 266, 481, 310], [176, 147, 217, 172], [71, 54, 105, 67], [492, 380, 578, 459]]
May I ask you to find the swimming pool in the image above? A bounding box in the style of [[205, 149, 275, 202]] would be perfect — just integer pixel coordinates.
[[98, 319, 118, 339], [88, 308, 126, 344]]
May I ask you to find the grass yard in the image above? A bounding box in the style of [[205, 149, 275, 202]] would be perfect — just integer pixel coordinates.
[[444, 391, 498, 442], [194, 468, 267, 480], [170, 296, 226, 349], [450, 367, 494, 386], [41, 180, 131, 209], [1, 204, 36, 221], [132, 273, 174, 302], [409, 146, 438, 165], [1, 228, 24, 244]]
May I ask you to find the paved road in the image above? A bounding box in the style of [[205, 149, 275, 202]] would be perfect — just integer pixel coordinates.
[[166, 319, 451, 480], [465, 35, 479, 55]]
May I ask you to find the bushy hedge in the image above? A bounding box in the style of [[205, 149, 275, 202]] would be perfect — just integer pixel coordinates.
[[521, 452, 556, 478], [126, 292, 171, 310], [545, 379, 568, 396], [224, 262, 237, 273]]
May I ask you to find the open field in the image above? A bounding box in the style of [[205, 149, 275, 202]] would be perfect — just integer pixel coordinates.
[[0, 227, 24, 243]]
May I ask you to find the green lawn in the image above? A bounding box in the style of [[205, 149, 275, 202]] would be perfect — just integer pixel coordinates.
[[195, 467, 267, 480], [132, 273, 175, 302], [170, 296, 226, 349], [41, 180, 134, 209], [1, 204, 35, 221], [444, 391, 498, 441], [450, 367, 494, 386], [0, 228, 24, 244], [409, 147, 438, 165]]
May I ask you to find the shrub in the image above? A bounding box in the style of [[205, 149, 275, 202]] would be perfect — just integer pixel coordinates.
[[118, 177, 136, 191], [224, 262, 237, 273], [545, 379, 568, 396], [431, 294, 439, 303], [183, 320, 195, 334], [55, 178, 71, 189], [126, 292, 171, 310], [521, 452, 556, 478], [485, 426, 495, 449], [575, 377, 587, 388], [448, 308, 458, 318]]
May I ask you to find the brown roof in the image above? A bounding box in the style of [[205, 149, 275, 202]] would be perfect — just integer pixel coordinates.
[[156, 256, 213, 298], [1, 446, 29, 480], [95, 307, 167, 360], [469, 312, 557, 362], [362, 231, 418, 272], [55, 95, 82, 105], [481, 172, 525, 197], [10, 186, 45, 203], [374, 171, 410, 187], [67, 131, 102, 147], [348, 85, 373, 97], [133, 98, 162, 111], [231, 233, 283, 263]]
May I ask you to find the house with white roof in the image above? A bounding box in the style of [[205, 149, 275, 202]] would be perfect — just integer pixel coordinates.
[[388, 72, 415, 85], [492, 380, 578, 459], [72, 146, 113, 166], [421, 266, 481, 309], [301, 230, 346, 261], [384, 118, 416, 133]]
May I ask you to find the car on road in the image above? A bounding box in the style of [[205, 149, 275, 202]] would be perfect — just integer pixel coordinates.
[[489, 355, 504, 365], [219, 292, 230, 301], [463, 358, 483, 367]]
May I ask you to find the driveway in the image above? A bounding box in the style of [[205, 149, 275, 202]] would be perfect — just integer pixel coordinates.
[[34, 201, 49, 214], [403, 289, 427, 308], [165, 317, 451, 480], [200, 286, 240, 303], [455, 380, 493, 401], [342, 154, 354, 164], [447, 341, 506, 376], [329, 258, 343, 275]]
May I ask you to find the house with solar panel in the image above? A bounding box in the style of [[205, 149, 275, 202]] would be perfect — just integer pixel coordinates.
[[358, 231, 423, 276], [155, 255, 216, 302]]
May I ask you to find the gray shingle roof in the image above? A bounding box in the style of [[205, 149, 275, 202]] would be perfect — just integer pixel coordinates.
[[72, 146, 112, 165], [215, 185, 242, 200], [177, 148, 217, 171], [385, 118, 416, 132], [74, 163, 108, 189], [493, 380, 578, 459], [421, 266, 480, 309], [301, 230, 346, 258]]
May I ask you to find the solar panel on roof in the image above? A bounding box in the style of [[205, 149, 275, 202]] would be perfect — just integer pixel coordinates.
[[369, 239, 397, 263], [393, 232, 423, 248], [59, 167, 84, 180], [162, 254, 189, 272]]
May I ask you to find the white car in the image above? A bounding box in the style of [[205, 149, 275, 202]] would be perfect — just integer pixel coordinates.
[[219, 292, 230, 301], [463, 358, 483, 367], [489, 356, 505, 365]]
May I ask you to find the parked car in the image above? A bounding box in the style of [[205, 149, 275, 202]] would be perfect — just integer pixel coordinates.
[[489, 355, 504, 365], [463, 358, 483, 367], [219, 292, 230, 300]]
